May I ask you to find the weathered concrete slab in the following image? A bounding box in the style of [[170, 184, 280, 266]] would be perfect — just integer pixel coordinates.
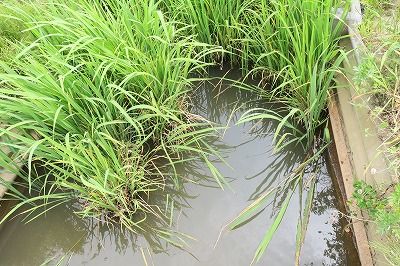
[[329, 36, 395, 265]]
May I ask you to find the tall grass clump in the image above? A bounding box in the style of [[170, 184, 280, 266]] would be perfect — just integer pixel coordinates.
[[222, 0, 347, 263], [0, 0, 223, 230], [161, 0, 255, 66], [241, 0, 348, 148], [162, 0, 348, 148]]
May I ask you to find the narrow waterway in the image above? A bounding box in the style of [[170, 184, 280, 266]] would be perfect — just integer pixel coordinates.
[[0, 69, 360, 266]]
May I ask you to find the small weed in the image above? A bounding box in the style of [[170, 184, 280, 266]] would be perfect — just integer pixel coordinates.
[[353, 180, 400, 265]]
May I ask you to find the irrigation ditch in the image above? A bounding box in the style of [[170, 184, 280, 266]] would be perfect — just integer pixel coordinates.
[[0, 0, 392, 265], [0, 68, 361, 265]]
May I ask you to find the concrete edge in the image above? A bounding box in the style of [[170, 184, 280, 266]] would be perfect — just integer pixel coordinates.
[[328, 89, 375, 266], [328, 20, 395, 266], [346, 4, 397, 184]]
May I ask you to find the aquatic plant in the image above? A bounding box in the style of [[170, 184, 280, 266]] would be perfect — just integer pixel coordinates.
[[0, 0, 223, 231], [243, 0, 348, 148], [228, 0, 349, 263], [163, 0, 348, 145]]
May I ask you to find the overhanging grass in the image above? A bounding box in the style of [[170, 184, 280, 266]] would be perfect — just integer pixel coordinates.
[[163, 0, 348, 148], [0, 0, 224, 230], [243, 0, 348, 148]]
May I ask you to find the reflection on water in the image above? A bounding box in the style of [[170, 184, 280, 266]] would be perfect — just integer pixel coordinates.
[[0, 69, 359, 266]]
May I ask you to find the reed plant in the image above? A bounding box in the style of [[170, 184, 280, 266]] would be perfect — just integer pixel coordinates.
[[229, 1, 348, 262], [242, 0, 348, 148], [160, 0, 255, 66], [0, 0, 223, 230], [162, 0, 348, 148], [171, 0, 348, 262]]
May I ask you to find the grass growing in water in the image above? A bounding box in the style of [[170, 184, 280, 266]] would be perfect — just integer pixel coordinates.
[[243, 0, 347, 148], [0, 0, 223, 231], [162, 0, 350, 262], [163, 0, 348, 148], [234, 1, 348, 262], [0, 0, 350, 263]]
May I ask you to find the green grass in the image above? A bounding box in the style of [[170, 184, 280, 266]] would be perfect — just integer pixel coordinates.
[[226, 0, 347, 262], [163, 0, 348, 148], [244, 0, 347, 148], [156, 2, 349, 260], [355, 3, 400, 177], [354, 44, 400, 177], [353, 181, 400, 265], [0, 0, 223, 231], [161, 0, 251, 65], [0, 1, 38, 61]]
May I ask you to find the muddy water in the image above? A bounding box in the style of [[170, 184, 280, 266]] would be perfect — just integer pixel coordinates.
[[0, 69, 359, 266]]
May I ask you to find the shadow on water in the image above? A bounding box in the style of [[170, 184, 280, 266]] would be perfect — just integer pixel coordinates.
[[0, 67, 359, 266]]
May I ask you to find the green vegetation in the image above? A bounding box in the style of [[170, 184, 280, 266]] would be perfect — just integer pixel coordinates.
[[0, 0, 223, 230], [353, 181, 400, 265], [0, 1, 41, 61], [355, 4, 400, 176], [163, 0, 347, 148], [353, 1, 400, 264], [165, 0, 348, 262], [161, 3, 349, 260], [0, 4, 24, 60], [0, 0, 349, 263], [353, 181, 400, 236]]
